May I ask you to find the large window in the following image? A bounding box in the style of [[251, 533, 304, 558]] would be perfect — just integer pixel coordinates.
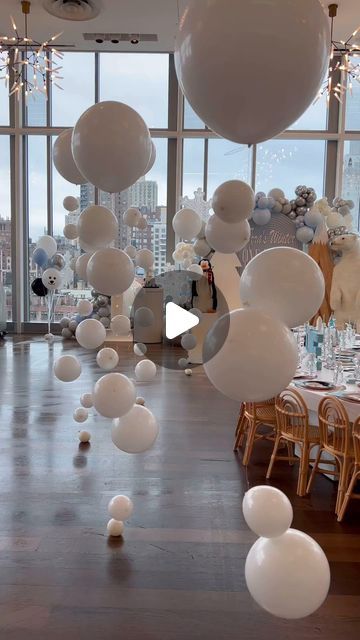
[[52, 53, 95, 127]]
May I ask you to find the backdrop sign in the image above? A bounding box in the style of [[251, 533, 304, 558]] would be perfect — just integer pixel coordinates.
[[237, 212, 302, 273]]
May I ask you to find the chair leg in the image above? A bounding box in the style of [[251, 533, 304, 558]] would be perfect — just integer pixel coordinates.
[[242, 418, 257, 466], [234, 414, 248, 451], [297, 445, 310, 497], [337, 467, 360, 522], [235, 404, 245, 436], [306, 446, 323, 494], [287, 441, 295, 466], [266, 434, 282, 479], [336, 458, 351, 516]]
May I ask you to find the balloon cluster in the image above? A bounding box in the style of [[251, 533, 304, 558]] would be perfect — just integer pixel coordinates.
[[31, 235, 66, 296], [172, 241, 196, 267], [205, 181, 253, 254], [60, 291, 111, 340]]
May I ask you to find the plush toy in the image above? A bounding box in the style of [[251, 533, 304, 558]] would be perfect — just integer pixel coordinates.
[[329, 231, 360, 331], [191, 259, 217, 312]]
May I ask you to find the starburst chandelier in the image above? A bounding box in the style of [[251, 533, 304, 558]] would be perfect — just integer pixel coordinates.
[[316, 3, 360, 103], [0, 0, 63, 101]]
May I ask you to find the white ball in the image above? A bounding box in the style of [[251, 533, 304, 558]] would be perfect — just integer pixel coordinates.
[[193, 238, 211, 257], [77, 205, 118, 251], [242, 486, 293, 538], [134, 343, 147, 356], [96, 347, 119, 371], [108, 495, 133, 521], [111, 314, 131, 336], [175, 0, 329, 144], [93, 372, 136, 418], [80, 393, 93, 408], [75, 252, 93, 281], [63, 195, 79, 212], [135, 359, 157, 382], [124, 245, 137, 259], [295, 225, 315, 244], [137, 216, 147, 231], [185, 368, 192, 376], [205, 216, 250, 253], [75, 318, 106, 349], [240, 248, 325, 328], [72, 101, 152, 193], [63, 223, 78, 240], [187, 264, 203, 280], [42, 267, 62, 291], [135, 248, 154, 270], [53, 129, 87, 184], [44, 332, 54, 343], [112, 405, 159, 453], [172, 208, 202, 241], [79, 430, 91, 443], [252, 208, 271, 226], [106, 519, 124, 537], [212, 180, 255, 223], [203, 309, 298, 402], [181, 333, 197, 350], [124, 207, 142, 227], [245, 529, 330, 619], [54, 354, 81, 382], [135, 396, 145, 405], [326, 211, 345, 229], [178, 357, 188, 369], [37, 235, 57, 258], [86, 248, 135, 296], [77, 299, 93, 317], [73, 407, 88, 423]]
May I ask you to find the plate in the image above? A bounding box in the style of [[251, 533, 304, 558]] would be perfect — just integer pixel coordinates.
[[295, 380, 336, 391], [338, 393, 360, 404], [292, 373, 317, 380]]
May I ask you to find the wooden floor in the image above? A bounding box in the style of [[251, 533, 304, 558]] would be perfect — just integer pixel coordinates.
[[0, 336, 359, 639]]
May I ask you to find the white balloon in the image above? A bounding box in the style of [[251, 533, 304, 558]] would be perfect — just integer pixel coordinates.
[[79, 430, 91, 443], [63, 195, 79, 212], [185, 368, 192, 376], [111, 314, 131, 336], [80, 392, 93, 408], [175, 0, 329, 144], [212, 180, 255, 223], [135, 359, 157, 382], [77, 299, 93, 317], [134, 343, 147, 356], [53, 129, 87, 185], [135, 248, 154, 270], [108, 494, 133, 521], [242, 486, 293, 538], [135, 396, 145, 405], [193, 237, 211, 257], [203, 309, 298, 402], [96, 347, 119, 371], [143, 139, 156, 174], [37, 235, 57, 258], [54, 354, 81, 382], [77, 205, 118, 250], [124, 207, 142, 227], [106, 519, 124, 537], [295, 226, 314, 244], [205, 215, 250, 253], [87, 248, 134, 296], [75, 318, 106, 349], [73, 407, 88, 423], [137, 216, 147, 231], [75, 252, 93, 282], [44, 332, 54, 343], [326, 211, 345, 228], [72, 101, 151, 193], [134, 307, 154, 328], [69, 257, 77, 271], [187, 264, 203, 280], [93, 372, 135, 418], [63, 223, 78, 240], [240, 248, 325, 328], [42, 268, 63, 291], [112, 405, 159, 453], [172, 208, 202, 241], [268, 188, 285, 200], [124, 245, 137, 259], [245, 529, 330, 619], [181, 333, 197, 350], [252, 208, 272, 226]]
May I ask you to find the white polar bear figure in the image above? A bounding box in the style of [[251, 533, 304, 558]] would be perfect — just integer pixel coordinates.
[[329, 233, 360, 330]]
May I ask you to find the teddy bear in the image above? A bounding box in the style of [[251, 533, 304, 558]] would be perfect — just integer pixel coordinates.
[[329, 232, 360, 331]]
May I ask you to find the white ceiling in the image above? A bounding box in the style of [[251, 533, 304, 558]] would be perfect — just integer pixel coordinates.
[[0, 0, 358, 53]]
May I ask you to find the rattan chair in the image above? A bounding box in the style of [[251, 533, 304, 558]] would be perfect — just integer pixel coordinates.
[[234, 399, 276, 466], [306, 396, 353, 515], [266, 388, 320, 496], [337, 416, 360, 522]]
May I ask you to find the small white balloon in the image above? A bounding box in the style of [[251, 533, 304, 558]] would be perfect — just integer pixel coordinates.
[[134, 307, 154, 328], [124, 207, 142, 227], [212, 180, 255, 223], [37, 235, 57, 258], [63, 223, 78, 240], [181, 333, 197, 350], [54, 354, 82, 382], [73, 407, 88, 423], [205, 216, 250, 253], [96, 347, 119, 371], [108, 495, 133, 521], [75, 318, 106, 349], [242, 486, 293, 538], [44, 332, 54, 343], [79, 430, 91, 443], [134, 342, 147, 356], [77, 299, 93, 317], [80, 392, 93, 408], [185, 368, 192, 376], [53, 129, 87, 185], [137, 216, 147, 231], [42, 268, 63, 291], [111, 314, 131, 336], [135, 248, 154, 270], [87, 248, 135, 296], [193, 237, 211, 257], [77, 205, 118, 250], [112, 405, 159, 453], [93, 372, 136, 419], [172, 208, 202, 241], [106, 519, 124, 537], [75, 252, 93, 281], [63, 195, 79, 212], [124, 245, 137, 259], [135, 359, 157, 382]]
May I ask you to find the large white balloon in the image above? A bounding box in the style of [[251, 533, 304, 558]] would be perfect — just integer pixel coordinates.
[[37, 235, 57, 258], [175, 0, 329, 144], [143, 139, 156, 175], [75, 318, 106, 349], [245, 529, 330, 619], [135, 359, 157, 382], [240, 248, 325, 328], [96, 347, 119, 371], [212, 180, 255, 223], [135, 249, 154, 270], [110, 315, 131, 336], [242, 486, 293, 538], [203, 308, 298, 402], [93, 372, 136, 418], [75, 252, 93, 281], [205, 215, 250, 253], [77, 205, 118, 250], [53, 355, 82, 382], [53, 129, 87, 185], [77, 299, 93, 317], [112, 405, 159, 453], [72, 101, 152, 193], [86, 248, 135, 296], [172, 208, 202, 241]]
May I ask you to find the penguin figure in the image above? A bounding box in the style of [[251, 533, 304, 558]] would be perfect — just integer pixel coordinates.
[[191, 259, 217, 312]]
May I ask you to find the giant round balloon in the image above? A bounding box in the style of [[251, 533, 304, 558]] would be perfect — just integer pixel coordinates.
[[86, 248, 135, 296], [203, 308, 298, 402], [172, 208, 202, 241], [240, 248, 325, 328], [37, 235, 57, 258], [75, 318, 106, 349], [212, 180, 255, 224], [77, 205, 118, 250], [72, 101, 152, 193], [245, 529, 330, 618], [112, 405, 159, 453], [53, 129, 87, 185], [175, 0, 329, 144], [93, 372, 136, 419], [205, 215, 250, 253], [75, 252, 93, 281]]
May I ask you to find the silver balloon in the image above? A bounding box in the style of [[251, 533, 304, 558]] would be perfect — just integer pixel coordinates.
[[50, 253, 66, 270]]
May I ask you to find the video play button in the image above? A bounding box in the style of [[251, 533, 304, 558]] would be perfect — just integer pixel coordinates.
[[165, 302, 199, 339]]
